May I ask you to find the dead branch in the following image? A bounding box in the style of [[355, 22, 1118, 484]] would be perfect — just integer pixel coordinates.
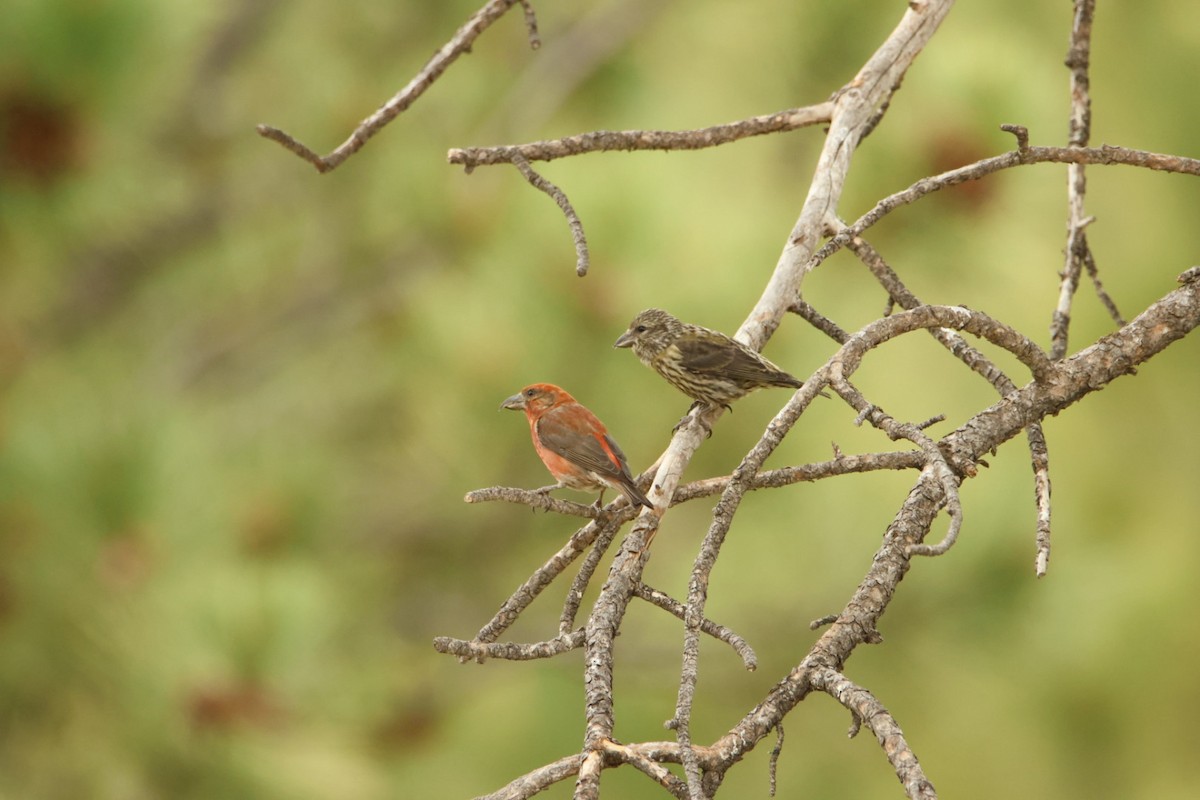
[[844, 236, 1055, 572], [258, 0, 528, 172], [448, 103, 834, 168], [808, 666, 936, 799], [432, 630, 584, 663], [635, 583, 757, 670], [1050, 0, 1098, 360], [810, 142, 1200, 274], [509, 154, 590, 276]]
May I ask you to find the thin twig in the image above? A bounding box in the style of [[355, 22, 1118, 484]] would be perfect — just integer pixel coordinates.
[[257, 0, 525, 172], [739, 0, 956, 349], [790, 299, 850, 343], [560, 517, 625, 634], [464, 485, 605, 517], [1050, 0, 1097, 359], [846, 235, 1057, 572], [1033, 446, 1052, 577], [472, 753, 581, 800], [518, 0, 541, 49], [669, 450, 926, 504], [603, 740, 691, 800], [432, 630, 584, 663], [828, 376, 964, 557], [809, 142, 1200, 275], [767, 723, 784, 797], [808, 667, 936, 799], [471, 517, 611, 644], [634, 583, 757, 670], [509, 154, 590, 276], [1084, 248, 1126, 327], [449, 103, 834, 168]]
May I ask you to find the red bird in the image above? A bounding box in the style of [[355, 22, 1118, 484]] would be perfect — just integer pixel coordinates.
[[501, 383, 652, 509]]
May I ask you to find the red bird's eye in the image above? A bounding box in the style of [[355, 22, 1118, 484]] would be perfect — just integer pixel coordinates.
[[525, 388, 536, 397]]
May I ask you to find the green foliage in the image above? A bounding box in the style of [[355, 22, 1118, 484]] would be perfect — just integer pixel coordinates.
[[0, 1, 1198, 798]]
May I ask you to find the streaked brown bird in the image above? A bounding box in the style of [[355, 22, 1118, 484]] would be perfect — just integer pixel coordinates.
[[614, 308, 803, 412], [501, 383, 652, 509]]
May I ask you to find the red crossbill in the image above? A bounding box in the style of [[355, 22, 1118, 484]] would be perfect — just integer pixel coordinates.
[[614, 308, 803, 411], [501, 383, 652, 509]]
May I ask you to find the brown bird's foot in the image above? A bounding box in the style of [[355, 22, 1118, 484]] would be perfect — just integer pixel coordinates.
[[672, 410, 713, 438]]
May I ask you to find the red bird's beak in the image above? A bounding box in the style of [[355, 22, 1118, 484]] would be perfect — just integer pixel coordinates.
[[500, 393, 526, 411]]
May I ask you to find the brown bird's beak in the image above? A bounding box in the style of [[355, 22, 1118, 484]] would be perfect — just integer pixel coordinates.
[[500, 393, 526, 411], [613, 330, 635, 349]]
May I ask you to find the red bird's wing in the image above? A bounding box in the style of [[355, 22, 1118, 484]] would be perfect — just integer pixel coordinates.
[[536, 406, 630, 480]]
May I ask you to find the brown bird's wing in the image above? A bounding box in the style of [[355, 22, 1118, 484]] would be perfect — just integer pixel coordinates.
[[672, 332, 800, 385], [536, 411, 632, 480]]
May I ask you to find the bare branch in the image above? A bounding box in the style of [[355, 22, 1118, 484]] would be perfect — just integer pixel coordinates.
[[846, 235, 1057, 573], [518, 0, 541, 49], [684, 273, 1200, 787], [580, 515, 663, 781], [944, 268, 1200, 475], [741, 0, 956, 350], [634, 583, 758, 671], [560, 515, 624, 634], [464, 485, 606, 518], [449, 103, 834, 168], [1050, 0, 1098, 359], [841, 305, 1054, 388], [1084, 247, 1126, 328], [826, 375, 964, 557], [471, 516, 615, 644], [808, 667, 936, 800], [258, 0, 526, 172], [812, 143, 1200, 274], [768, 723, 784, 797], [603, 740, 691, 800], [510, 154, 590, 276], [432, 630, 584, 663], [669, 450, 926, 503], [1000, 122, 1029, 150], [473, 753, 581, 800], [1033, 445, 1052, 577], [698, 276, 1200, 787], [790, 298, 850, 344]]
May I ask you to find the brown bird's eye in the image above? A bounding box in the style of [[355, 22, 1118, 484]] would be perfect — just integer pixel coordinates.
[[635, 325, 647, 333]]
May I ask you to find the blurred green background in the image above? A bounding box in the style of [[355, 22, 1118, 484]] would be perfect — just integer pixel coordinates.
[[1, 1, 1199, 797]]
